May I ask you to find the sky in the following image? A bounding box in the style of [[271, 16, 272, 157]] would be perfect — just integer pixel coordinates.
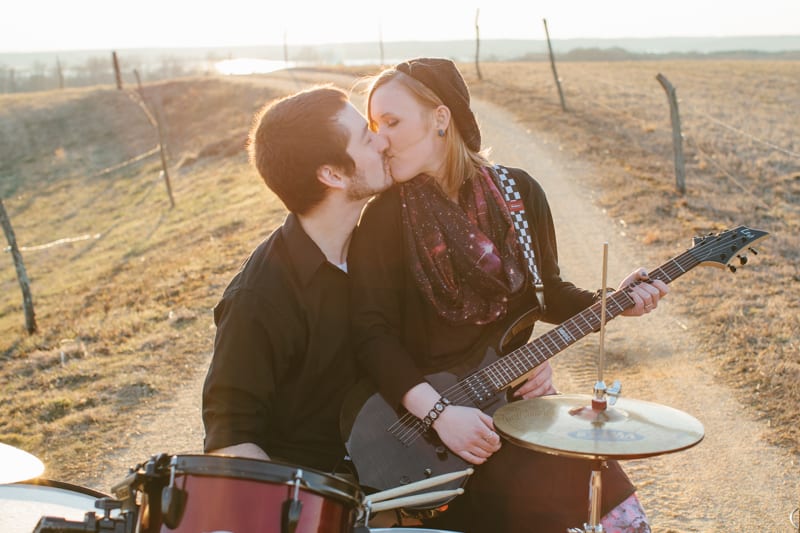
[[2, 0, 799, 53]]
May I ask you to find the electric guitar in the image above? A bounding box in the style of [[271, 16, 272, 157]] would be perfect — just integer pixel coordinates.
[[340, 225, 769, 506]]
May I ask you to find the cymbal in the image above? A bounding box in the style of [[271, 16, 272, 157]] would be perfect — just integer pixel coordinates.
[[493, 394, 704, 460], [0, 442, 45, 484]]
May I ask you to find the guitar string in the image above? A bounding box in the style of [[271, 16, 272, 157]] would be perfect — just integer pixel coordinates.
[[386, 231, 752, 445]]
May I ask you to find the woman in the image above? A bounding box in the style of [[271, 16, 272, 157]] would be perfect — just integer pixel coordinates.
[[349, 57, 666, 533]]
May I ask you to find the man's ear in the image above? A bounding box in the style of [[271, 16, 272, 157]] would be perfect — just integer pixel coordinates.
[[316, 164, 347, 190], [434, 105, 452, 132]]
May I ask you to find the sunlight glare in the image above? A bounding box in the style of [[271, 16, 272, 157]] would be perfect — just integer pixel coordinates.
[[215, 58, 292, 75], [0, 443, 45, 484]]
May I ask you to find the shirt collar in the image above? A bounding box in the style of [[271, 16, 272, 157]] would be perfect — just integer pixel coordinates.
[[281, 212, 330, 286]]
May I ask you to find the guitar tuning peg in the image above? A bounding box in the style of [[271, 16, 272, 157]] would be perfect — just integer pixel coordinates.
[[738, 255, 748, 265], [748, 247, 759, 255], [728, 265, 737, 273]]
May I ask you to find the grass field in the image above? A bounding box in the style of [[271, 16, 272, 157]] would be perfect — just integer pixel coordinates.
[[0, 61, 798, 482]]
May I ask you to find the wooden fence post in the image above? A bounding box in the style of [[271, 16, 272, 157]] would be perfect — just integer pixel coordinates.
[[132, 70, 176, 207], [112, 51, 122, 90], [154, 107, 175, 208], [543, 18, 567, 112], [378, 23, 385, 67], [474, 8, 483, 80], [0, 199, 37, 334], [656, 73, 687, 194], [56, 57, 64, 89]]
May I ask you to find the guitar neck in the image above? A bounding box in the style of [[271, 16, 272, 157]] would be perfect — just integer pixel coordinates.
[[448, 247, 702, 404]]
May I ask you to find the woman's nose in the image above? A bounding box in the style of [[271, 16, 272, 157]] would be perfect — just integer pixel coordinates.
[[376, 132, 390, 150]]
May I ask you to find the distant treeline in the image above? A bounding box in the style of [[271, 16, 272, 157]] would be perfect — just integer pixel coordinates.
[[0, 54, 211, 94], [1, 46, 798, 94]]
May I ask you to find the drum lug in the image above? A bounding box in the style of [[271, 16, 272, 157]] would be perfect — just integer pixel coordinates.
[[161, 486, 188, 529], [282, 469, 304, 533]]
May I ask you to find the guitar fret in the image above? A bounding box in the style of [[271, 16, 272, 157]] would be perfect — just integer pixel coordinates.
[[531, 342, 548, 362], [509, 354, 525, 377], [572, 316, 590, 335], [521, 345, 541, 370], [484, 367, 502, 390], [494, 363, 510, 386], [541, 333, 560, 354], [556, 326, 573, 344]]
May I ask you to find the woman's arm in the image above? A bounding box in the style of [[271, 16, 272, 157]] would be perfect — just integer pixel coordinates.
[[349, 192, 501, 464], [349, 191, 427, 408]]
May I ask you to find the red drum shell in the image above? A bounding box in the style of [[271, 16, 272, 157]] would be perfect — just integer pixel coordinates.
[[157, 455, 361, 533]]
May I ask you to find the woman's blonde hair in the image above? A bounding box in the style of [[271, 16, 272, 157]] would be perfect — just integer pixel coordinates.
[[365, 69, 490, 198]]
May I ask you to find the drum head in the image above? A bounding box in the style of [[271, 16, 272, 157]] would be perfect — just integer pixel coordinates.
[[369, 527, 459, 533], [170, 455, 362, 507], [0, 479, 108, 533]]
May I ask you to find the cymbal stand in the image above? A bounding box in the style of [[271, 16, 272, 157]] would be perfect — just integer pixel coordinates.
[[568, 243, 620, 533]]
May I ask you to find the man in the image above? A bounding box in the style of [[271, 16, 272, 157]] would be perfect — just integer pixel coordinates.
[[201, 85, 393, 473]]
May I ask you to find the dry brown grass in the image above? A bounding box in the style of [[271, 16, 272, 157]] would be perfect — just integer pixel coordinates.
[[0, 78, 288, 479], [0, 61, 797, 484]]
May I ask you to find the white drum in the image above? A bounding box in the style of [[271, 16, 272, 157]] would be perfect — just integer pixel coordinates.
[[0, 479, 107, 533]]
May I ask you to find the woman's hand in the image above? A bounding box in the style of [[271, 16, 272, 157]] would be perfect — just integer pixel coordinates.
[[403, 381, 500, 464], [513, 361, 558, 399], [617, 268, 669, 316], [432, 405, 501, 465]]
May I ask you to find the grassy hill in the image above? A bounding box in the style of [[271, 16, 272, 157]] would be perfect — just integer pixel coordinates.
[[0, 77, 294, 479]]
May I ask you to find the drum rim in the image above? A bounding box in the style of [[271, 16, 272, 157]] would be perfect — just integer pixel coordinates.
[[7, 478, 110, 500], [168, 454, 363, 506]]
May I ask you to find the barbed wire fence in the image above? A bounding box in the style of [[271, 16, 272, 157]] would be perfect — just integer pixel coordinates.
[[535, 64, 799, 217]]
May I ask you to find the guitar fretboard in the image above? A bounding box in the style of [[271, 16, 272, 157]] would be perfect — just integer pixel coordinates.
[[458, 249, 699, 403]]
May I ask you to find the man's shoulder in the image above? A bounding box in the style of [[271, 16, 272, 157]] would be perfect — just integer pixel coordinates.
[[361, 185, 401, 223], [222, 226, 293, 297]]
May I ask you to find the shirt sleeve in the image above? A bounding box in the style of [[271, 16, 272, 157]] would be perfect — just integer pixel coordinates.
[[349, 192, 426, 409], [202, 288, 285, 452], [513, 167, 596, 323]]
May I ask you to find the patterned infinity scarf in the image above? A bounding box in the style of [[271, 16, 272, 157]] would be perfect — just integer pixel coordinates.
[[400, 167, 527, 326]]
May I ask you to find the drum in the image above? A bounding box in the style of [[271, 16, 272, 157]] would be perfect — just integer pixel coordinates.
[[140, 455, 363, 533], [0, 479, 108, 533]]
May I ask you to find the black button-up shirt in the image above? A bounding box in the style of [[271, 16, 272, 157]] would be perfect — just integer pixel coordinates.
[[202, 213, 356, 472]]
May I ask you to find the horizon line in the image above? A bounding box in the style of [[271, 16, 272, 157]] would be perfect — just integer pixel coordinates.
[[2, 33, 800, 55]]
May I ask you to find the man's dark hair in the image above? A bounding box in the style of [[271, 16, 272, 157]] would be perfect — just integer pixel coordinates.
[[247, 85, 355, 214]]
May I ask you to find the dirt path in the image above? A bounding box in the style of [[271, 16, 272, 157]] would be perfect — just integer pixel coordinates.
[[81, 79, 798, 532], [473, 99, 798, 532]]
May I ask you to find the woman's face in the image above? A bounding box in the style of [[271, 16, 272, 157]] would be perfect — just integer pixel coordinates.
[[369, 80, 446, 183]]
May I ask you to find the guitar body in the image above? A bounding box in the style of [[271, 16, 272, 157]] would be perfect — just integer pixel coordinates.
[[342, 345, 510, 496]]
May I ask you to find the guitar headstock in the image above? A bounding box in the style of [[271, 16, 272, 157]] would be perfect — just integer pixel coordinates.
[[691, 225, 769, 272]]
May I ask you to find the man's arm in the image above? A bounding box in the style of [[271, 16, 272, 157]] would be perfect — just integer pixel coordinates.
[[207, 442, 270, 461]]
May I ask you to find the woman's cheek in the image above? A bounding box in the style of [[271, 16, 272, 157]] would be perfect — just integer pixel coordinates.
[[389, 158, 415, 183]]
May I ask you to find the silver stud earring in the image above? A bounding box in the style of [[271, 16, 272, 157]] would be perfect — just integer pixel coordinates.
[[438, 129, 445, 137]]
